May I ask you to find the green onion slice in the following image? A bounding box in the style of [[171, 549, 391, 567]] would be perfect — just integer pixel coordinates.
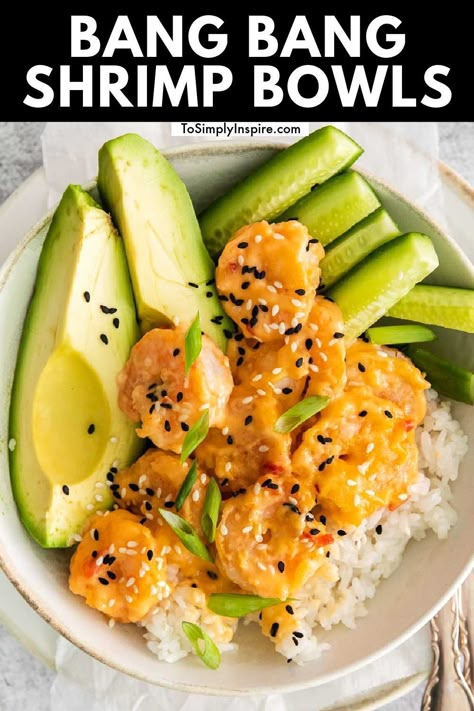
[[185, 312, 202, 375], [181, 621, 221, 669], [201, 478, 222, 543], [367, 324, 436, 345], [274, 395, 330, 433], [181, 410, 209, 463], [159, 509, 213, 562], [175, 460, 198, 512], [207, 593, 285, 618]]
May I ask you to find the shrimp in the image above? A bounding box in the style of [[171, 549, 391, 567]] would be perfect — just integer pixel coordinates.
[[346, 339, 429, 426], [216, 220, 325, 342], [69, 510, 168, 623], [292, 388, 420, 527], [118, 326, 233, 453], [197, 385, 293, 491], [215, 473, 333, 599]]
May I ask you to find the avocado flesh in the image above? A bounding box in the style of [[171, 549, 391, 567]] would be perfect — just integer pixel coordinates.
[[9, 185, 143, 548], [98, 133, 231, 349]]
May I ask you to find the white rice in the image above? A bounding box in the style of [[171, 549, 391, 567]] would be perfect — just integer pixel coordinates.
[[142, 390, 468, 664]]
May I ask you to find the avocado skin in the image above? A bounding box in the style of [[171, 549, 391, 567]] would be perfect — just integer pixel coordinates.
[[9, 185, 143, 548], [98, 134, 232, 350]]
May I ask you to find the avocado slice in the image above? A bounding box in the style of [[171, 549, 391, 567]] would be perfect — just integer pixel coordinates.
[[9, 185, 143, 548], [98, 134, 232, 349]]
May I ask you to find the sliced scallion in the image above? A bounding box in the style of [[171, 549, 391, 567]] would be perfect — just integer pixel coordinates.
[[201, 478, 221, 543], [159, 509, 213, 562], [181, 410, 209, 464], [175, 460, 197, 512], [185, 312, 202, 375], [181, 621, 221, 669], [274, 395, 330, 433], [207, 593, 285, 618]]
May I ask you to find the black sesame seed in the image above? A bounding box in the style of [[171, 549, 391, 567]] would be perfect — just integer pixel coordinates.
[[259, 612, 263, 621], [164, 420, 171, 432], [287, 658, 293, 663], [294, 323, 303, 334], [206, 291, 213, 298], [305, 513, 314, 522], [285, 327, 295, 336], [295, 289, 306, 296], [358, 410, 368, 418], [278, 561, 285, 573], [161, 390, 167, 397], [218, 294, 229, 302], [106, 472, 114, 482], [181, 422, 189, 432], [173, 348, 180, 357], [262, 479, 272, 488], [292, 636, 299, 646], [207, 570, 218, 580], [270, 622, 279, 638], [146, 488, 155, 496], [337, 529, 347, 537], [108, 556, 117, 565], [318, 462, 326, 472], [241, 318, 249, 326], [113, 317, 120, 329], [282, 387, 293, 395], [107, 571, 117, 580], [326, 551, 331, 558], [83, 291, 91, 302], [286, 604, 294, 615], [238, 346, 246, 356], [147, 549, 154, 560], [177, 392, 184, 402], [144, 501, 152, 511], [293, 630, 304, 638], [295, 357, 304, 368], [310, 528, 320, 535], [188, 282, 199, 288], [221, 478, 229, 486], [113, 491, 122, 499], [237, 242, 248, 249], [91, 550, 98, 558], [255, 270, 266, 280], [305, 338, 313, 350], [236, 357, 244, 367], [259, 304, 269, 313], [93, 528, 99, 541], [100, 305, 117, 314], [164, 500, 175, 508], [98, 577, 109, 586], [309, 238, 319, 244], [149, 404, 156, 414], [358, 362, 366, 373], [103, 554, 111, 565], [139, 517, 147, 524], [110, 484, 119, 491], [251, 306, 259, 318], [206, 278, 215, 286], [88, 424, 95, 434], [244, 415, 253, 426], [227, 435, 234, 445], [333, 332, 344, 339], [146, 393, 158, 402], [267, 482, 278, 490], [249, 317, 258, 328], [62, 485, 69, 495], [224, 329, 233, 339], [160, 403, 173, 409], [325, 437, 333, 443], [362, 332, 370, 343], [253, 342, 261, 349], [384, 410, 393, 419], [235, 298, 244, 306], [241, 281, 250, 290], [317, 435, 326, 444], [239, 488, 247, 495], [234, 332, 245, 341], [376, 524, 383, 535], [191, 583, 198, 588], [320, 515, 327, 525], [291, 484, 300, 494], [129, 483, 139, 492], [326, 456, 334, 465]]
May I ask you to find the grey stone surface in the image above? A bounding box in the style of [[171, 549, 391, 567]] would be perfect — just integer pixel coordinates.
[[0, 121, 472, 711]]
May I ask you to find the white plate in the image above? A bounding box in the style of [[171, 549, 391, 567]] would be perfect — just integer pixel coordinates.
[[0, 157, 473, 709]]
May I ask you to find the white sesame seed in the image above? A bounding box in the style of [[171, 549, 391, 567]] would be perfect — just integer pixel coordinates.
[[174, 545, 182, 555], [309, 364, 320, 373], [8, 439, 16, 451], [221, 524, 228, 536], [328, 339, 338, 346], [279, 322, 286, 334], [139, 569, 145, 578], [366, 443, 374, 453], [366, 489, 375, 496], [252, 373, 263, 382], [273, 233, 284, 241], [246, 299, 253, 311], [257, 389, 266, 396], [72, 534, 82, 543], [284, 336, 290, 344], [253, 483, 262, 494], [315, 338, 322, 348], [255, 534, 264, 543], [272, 368, 282, 375], [288, 496, 298, 505], [126, 577, 135, 587], [257, 562, 267, 570], [258, 298, 268, 305], [271, 304, 280, 317], [96, 510, 104, 516], [109, 544, 115, 554], [354, 494, 361, 506], [95, 494, 103, 502], [270, 322, 279, 330], [347, 479, 357, 487], [90, 530, 96, 540], [126, 549, 137, 556], [255, 234, 262, 243], [95, 556, 104, 566], [200, 402, 210, 411], [238, 255, 244, 266], [86, 504, 94, 511], [121, 488, 126, 498], [273, 387, 282, 395], [256, 543, 267, 550], [127, 541, 138, 547], [320, 352, 328, 362], [357, 461, 371, 475], [145, 513, 154, 520], [292, 299, 303, 307], [291, 342, 298, 353], [267, 285, 277, 293], [291, 317, 298, 328], [242, 396, 254, 405], [399, 493, 408, 501], [200, 473, 207, 485], [113, 460, 120, 468], [222, 426, 229, 435], [110, 436, 118, 444], [225, 461, 232, 473], [192, 490, 200, 502], [108, 599, 115, 608], [242, 525, 253, 534], [138, 475, 146, 486], [95, 482, 104, 488], [125, 595, 133, 604], [310, 323, 319, 332], [258, 445, 270, 453], [296, 311, 305, 319]]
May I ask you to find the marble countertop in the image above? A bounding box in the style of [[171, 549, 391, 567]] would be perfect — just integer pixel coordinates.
[[0, 121, 472, 711]]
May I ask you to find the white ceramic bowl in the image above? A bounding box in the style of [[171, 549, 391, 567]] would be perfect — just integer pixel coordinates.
[[0, 144, 473, 696]]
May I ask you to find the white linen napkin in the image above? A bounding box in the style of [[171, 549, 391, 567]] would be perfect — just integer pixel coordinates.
[[43, 121, 438, 710]]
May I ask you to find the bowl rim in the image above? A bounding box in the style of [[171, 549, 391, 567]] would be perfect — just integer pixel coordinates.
[[1, 141, 474, 696]]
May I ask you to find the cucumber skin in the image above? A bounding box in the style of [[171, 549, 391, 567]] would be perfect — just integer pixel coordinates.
[[388, 285, 474, 333], [279, 171, 380, 246], [321, 207, 401, 288], [200, 126, 362, 258], [406, 346, 474, 405], [367, 324, 436, 345], [328, 233, 439, 342]]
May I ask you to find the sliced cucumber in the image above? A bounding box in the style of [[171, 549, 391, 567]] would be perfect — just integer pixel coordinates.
[[199, 126, 362, 258], [367, 324, 436, 345], [279, 171, 380, 247], [327, 233, 439, 342], [406, 346, 474, 405], [321, 207, 401, 288], [388, 285, 474, 333]]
